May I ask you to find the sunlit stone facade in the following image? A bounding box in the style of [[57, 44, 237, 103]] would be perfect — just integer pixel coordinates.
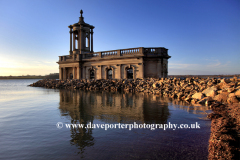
[[57, 10, 171, 80]]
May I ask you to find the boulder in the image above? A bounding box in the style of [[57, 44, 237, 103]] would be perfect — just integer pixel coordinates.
[[227, 95, 239, 104], [152, 83, 159, 88], [202, 86, 218, 96], [198, 97, 210, 104], [207, 90, 217, 98], [213, 92, 229, 103], [235, 89, 240, 98], [191, 99, 198, 104], [192, 92, 205, 100], [221, 78, 231, 83], [198, 97, 214, 105], [217, 82, 227, 90]]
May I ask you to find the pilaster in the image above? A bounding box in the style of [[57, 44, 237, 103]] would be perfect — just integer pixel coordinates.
[[63, 67, 66, 80], [69, 27, 73, 54], [90, 29, 93, 52], [73, 67, 76, 79]]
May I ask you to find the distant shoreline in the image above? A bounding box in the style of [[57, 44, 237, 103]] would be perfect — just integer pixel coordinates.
[[1, 74, 239, 79], [0, 73, 59, 79], [168, 74, 240, 79], [0, 76, 45, 79]]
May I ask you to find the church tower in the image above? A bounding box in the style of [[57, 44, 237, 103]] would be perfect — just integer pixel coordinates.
[[68, 10, 94, 55]]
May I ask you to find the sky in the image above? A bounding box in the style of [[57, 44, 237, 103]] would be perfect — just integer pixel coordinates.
[[0, 0, 239, 76]]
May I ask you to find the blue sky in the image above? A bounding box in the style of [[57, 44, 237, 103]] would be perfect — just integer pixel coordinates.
[[0, 0, 239, 76]]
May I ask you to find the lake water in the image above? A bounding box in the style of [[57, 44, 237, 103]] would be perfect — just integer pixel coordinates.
[[0, 79, 211, 160]]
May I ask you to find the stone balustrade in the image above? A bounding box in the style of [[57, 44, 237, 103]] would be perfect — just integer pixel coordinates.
[[121, 48, 140, 55], [58, 47, 169, 62]]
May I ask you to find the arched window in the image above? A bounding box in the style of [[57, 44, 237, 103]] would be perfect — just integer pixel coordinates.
[[107, 69, 112, 79], [90, 69, 95, 79], [127, 67, 133, 79]]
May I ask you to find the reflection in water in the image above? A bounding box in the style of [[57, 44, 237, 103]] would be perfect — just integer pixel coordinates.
[[59, 90, 171, 124], [58, 90, 210, 158], [59, 90, 95, 156], [170, 98, 211, 115], [58, 90, 171, 155]]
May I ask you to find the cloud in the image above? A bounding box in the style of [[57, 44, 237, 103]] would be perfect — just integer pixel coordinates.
[[206, 60, 231, 68]]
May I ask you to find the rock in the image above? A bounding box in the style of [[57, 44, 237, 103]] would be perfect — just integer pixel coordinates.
[[202, 86, 218, 96], [184, 97, 191, 102], [235, 89, 240, 98], [177, 92, 184, 99], [207, 90, 217, 98], [191, 99, 198, 104], [192, 92, 205, 100], [198, 97, 210, 104], [227, 88, 235, 93], [221, 78, 231, 83], [205, 98, 214, 106], [227, 95, 239, 104], [213, 92, 229, 103], [152, 83, 159, 88]]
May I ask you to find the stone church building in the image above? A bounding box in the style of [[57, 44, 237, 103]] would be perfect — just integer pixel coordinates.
[[57, 10, 171, 80]]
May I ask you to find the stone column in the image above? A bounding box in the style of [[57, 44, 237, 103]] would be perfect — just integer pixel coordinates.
[[81, 29, 85, 53], [132, 66, 136, 80], [63, 67, 66, 80], [141, 63, 144, 78], [76, 67, 80, 79], [104, 67, 107, 79], [90, 29, 93, 52], [82, 66, 86, 79], [98, 65, 102, 79], [59, 68, 62, 80], [112, 67, 115, 79], [73, 67, 76, 79], [123, 66, 126, 79], [86, 67, 89, 79], [69, 28, 72, 53], [119, 64, 122, 79], [73, 32, 76, 50], [79, 29, 81, 53]]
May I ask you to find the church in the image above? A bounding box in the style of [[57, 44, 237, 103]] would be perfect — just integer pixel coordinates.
[[57, 10, 171, 80]]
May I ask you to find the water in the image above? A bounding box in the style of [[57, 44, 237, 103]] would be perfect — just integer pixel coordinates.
[[0, 79, 211, 160]]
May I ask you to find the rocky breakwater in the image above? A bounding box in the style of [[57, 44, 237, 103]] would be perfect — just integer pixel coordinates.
[[30, 77, 240, 105], [30, 77, 240, 159]]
